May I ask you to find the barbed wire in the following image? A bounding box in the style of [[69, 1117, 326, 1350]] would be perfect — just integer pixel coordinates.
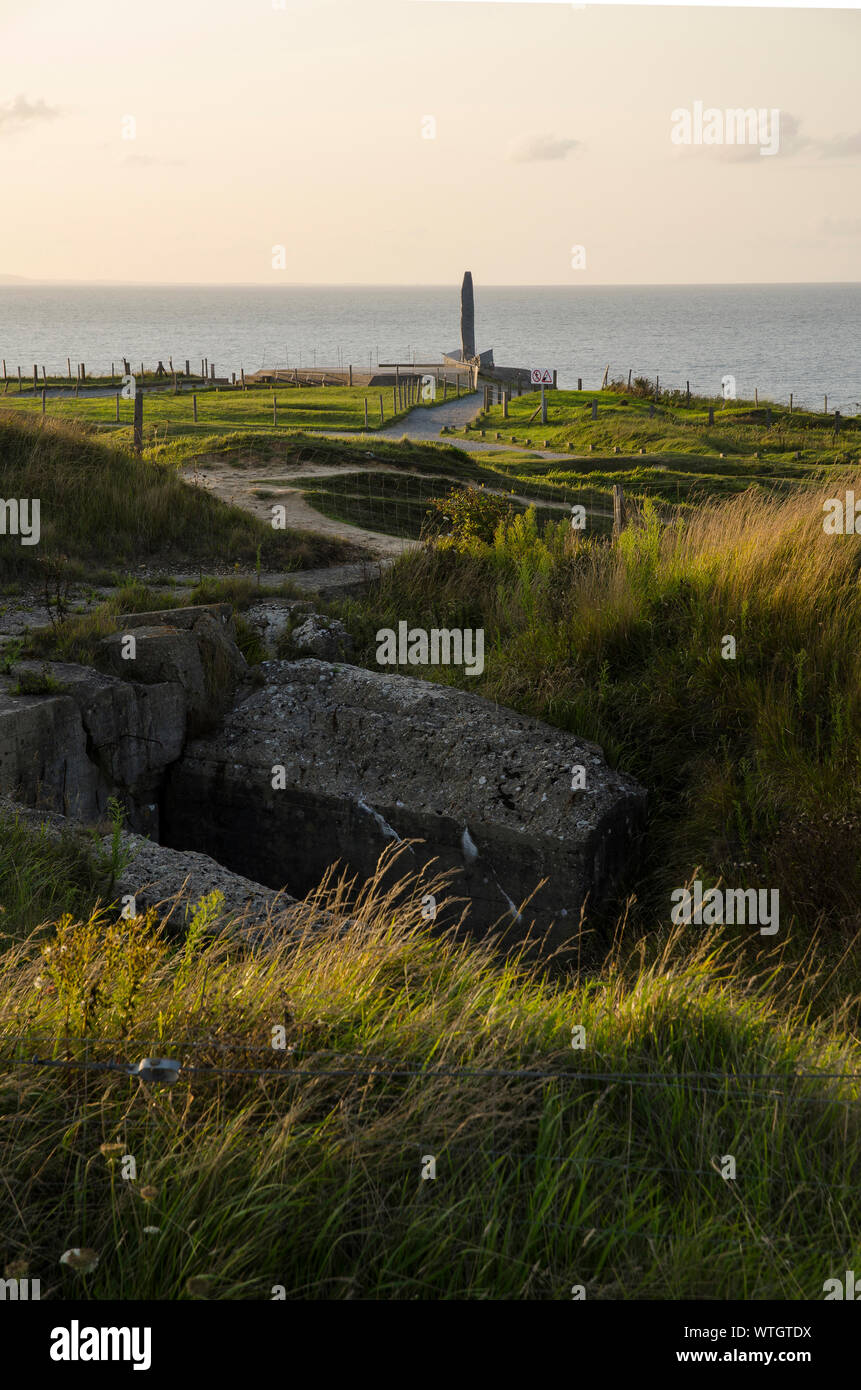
[[4, 1051, 859, 1090], [12, 1158, 858, 1195]]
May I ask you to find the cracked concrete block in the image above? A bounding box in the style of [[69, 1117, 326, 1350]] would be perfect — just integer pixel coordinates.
[[163, 659, 645, 946]]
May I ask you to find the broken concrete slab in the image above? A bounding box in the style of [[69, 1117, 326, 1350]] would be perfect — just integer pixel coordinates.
[[290, 614, 354, 663], [244, 599, 313, 654], [0, 662, 185, 832], [112, 832, 298, 932], [163, 659, 645, 946], [97, 604, 247, 733]]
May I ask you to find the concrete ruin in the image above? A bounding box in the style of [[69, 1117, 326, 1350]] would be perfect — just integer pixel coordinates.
[[162, 659, 645, 945], [0, 608, 645, 946]]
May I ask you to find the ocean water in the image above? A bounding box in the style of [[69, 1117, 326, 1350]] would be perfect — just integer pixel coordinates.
[[0, 283, 858, 412]]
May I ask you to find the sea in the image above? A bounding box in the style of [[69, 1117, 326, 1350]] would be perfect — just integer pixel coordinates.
[[0, 283, 858, 412]]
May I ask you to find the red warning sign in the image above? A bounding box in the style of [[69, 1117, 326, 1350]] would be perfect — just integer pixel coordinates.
[[530, 368, 553, 385]]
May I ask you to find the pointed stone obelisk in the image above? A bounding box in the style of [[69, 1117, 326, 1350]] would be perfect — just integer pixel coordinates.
[[460, 271, 475, 360]]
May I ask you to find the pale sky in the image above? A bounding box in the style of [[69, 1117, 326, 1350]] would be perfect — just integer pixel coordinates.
[[1, 0, 859, 284]]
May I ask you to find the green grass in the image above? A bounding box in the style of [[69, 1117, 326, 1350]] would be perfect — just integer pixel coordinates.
[[3, 392, 860, 1301], [0, 837, 857, 1300], [298, 471, 612, 541], [0, 808, 115, 941], [340, 486, 861, 993], [0, 380, 450, 444], [476, 387, 860, 473], [0, 413, 361, 578]]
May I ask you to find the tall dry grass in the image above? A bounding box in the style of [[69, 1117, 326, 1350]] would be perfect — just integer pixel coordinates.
[[345, 481, 861, 964], [1, 839, 858, 1300]]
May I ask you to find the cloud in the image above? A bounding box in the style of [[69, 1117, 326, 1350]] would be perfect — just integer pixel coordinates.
[[714, 112, 807, 162], [816, 130, 861, 159], [672, 111, 861, 163], [505, 133, 580, 163], [0, 94, 59, 134], [121, 154, 186, 167]]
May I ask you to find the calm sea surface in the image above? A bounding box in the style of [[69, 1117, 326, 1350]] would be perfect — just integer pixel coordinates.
[[0, 283, 858, 411]]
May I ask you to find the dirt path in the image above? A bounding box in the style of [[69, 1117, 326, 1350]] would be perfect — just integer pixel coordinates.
[[327, 391, 578, 462], [187, 461, 412, 559], [181, 392, 597, 562]]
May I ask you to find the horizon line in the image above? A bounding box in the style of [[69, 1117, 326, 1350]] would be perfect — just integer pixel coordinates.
[[2, 279, 860, 289]]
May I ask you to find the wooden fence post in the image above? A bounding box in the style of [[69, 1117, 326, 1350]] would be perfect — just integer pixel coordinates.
[[364, 398, 369, 428], [185, 360, 190, 377], [67, 357, 71, 379], [273, 393, 277, 425], [392, 386, 397, 415], [379, 394, 384, 424], [612, 484, 626, 539], [577, 378, 582, 391], [349, 364, 353, 386], [789, 393, 793, 413], [686, 381, 690, 405], [41, 388, 46, 415], [193, 394, 198, 422], [133, 390, 143, 454], [503, 390, 508, 419], [33, 366, 38, 392]]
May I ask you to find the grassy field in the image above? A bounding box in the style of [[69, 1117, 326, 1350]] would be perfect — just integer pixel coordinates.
[[474, 386, 861, 465], [2, 398, 859, 1301], [292, 469, 610, 541], [0, 379, 453, 444], [0, 413, 361, 579], [1, 830, 857, 1300], [337, 483, 861, 1000]]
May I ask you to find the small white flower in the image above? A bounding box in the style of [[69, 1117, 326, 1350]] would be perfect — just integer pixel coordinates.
[[60, 1248, 99, 1274]]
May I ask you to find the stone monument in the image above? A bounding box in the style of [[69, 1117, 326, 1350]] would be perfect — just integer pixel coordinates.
[[460, 271, 476, 361]]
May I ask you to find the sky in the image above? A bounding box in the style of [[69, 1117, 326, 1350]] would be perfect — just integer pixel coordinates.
[[0, 0, 859, 285]]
